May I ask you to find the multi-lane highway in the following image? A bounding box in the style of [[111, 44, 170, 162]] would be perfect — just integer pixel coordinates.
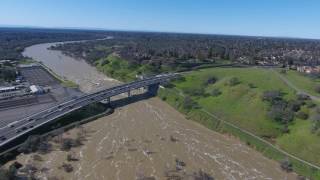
[[0, 73, 177, 148]]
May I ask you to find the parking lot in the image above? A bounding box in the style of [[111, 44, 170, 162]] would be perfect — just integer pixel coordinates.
[[19, 66, 58, 86], [0, 65, 83, 129]]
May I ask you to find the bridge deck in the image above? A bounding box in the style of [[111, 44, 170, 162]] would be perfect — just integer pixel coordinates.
[[0, 73, 177, 148]]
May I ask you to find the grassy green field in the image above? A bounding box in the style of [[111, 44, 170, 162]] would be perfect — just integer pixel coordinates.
[[95, 54, 166, 82], [159, 67, 320, 179], [282, 70, 320, 97], [93, 57, 320, 178], [175, 68, 296, 137]]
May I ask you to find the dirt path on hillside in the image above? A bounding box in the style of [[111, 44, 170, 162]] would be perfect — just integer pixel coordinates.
[[272, 68, 320, 102]]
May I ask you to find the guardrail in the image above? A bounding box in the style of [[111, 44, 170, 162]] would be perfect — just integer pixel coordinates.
[[0, 73, 177, 149]]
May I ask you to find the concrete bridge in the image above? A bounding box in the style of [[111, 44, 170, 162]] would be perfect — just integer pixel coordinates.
[[0, 73, 177, 149]]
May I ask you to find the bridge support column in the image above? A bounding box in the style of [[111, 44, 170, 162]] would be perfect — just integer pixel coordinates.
[[147, 83, 160, 96], [128, 90, 131, 97]]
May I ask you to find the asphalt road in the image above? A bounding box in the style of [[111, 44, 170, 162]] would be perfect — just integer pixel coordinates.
[[0, 74, 177, 148]]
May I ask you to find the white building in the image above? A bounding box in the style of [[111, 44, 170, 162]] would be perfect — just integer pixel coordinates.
[[0, 86, 17, 93], [29, 85, 44, 94]]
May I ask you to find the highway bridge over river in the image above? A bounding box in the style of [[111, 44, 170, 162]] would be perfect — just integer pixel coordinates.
[[0, 73, 177, 150]]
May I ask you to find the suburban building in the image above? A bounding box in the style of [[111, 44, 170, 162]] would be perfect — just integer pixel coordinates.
[[297, 66, 320, 74]]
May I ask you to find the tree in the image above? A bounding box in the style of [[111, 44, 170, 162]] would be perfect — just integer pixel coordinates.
[[268, 102, 294, 124]]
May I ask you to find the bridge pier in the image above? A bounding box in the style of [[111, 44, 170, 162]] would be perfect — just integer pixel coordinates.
[[128, 90, 131, 97], [147, 83, 160, 96]]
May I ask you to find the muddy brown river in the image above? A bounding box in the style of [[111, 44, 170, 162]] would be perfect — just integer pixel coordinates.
[[18, 42, 297, 179]]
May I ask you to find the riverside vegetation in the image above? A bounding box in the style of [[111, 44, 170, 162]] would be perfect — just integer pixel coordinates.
[[79, 52, 320, 179]]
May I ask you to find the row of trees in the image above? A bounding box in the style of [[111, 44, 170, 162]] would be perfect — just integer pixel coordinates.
[[52, 31, 320, 72], [0, 28, 108, 60]]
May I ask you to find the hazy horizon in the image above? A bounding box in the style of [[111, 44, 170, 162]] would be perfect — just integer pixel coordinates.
[[1, 0, 320, 39]]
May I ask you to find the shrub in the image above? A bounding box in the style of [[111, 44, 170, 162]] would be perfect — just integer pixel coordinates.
[[193, 170, 214, 180], [33, 154, 43, 161], [296, 111, 309, 120], [297, 93, 310, 101], [280, 158, 293, 172], [280, 69, 287, 74], [61, 163, 73, 173], [248, 83, 256, 88], [182, 97, 198, 110], [182, 86, 205, 97], [204, 76, 217, 85], [18, 135, 42, 154], [60, 138, 81, 151], [262, 90, 283, 103], [281, 125, 290, 134], [211, 88, 222, 97], [306, 101, 316, 108], [315, 85, 320, 94], [287, 100, 303, 112], [311, 113, 320, 134], [174, 76, 186, 83], [268, 102, 294, 124], [228, 77, 240, 86], [37, 141, 52, 154]]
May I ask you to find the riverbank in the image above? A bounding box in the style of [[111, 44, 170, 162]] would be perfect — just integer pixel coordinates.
[[5, 41, 298, 179], [158, 67, 320, 179]]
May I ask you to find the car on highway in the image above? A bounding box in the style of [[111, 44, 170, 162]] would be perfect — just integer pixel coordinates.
[[27, 118, 34, 122], [8, 121, 18, 128], [0, 136, 6, 141]]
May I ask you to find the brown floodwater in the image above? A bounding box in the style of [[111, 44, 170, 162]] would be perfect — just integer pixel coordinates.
[[16, 42, 297, 179], [23, 42, 119, 93]]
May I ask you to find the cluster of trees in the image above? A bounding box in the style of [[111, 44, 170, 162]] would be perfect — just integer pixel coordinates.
[[0, 66, 16, 82], [52, 31, 320, 72], [0, 28, 108, 60], [18, 135, 52, 154], [262, 91, 310, 133]]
